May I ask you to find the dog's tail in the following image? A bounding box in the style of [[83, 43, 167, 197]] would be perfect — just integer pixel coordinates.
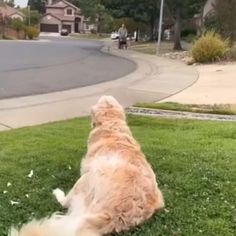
[[9, 212, 111, 236], [76, 212, 111, 236]]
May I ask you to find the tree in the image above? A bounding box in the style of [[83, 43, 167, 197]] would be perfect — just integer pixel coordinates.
[[74, 0, 113, 33], [73, 0, 103, 21], [4, 0, 14, 7], [102, 0, 161, 40], [21, 8, 41, 26], [0, 12, 8, 37], [212, 0, 236, 42], [10, 18, 24, 38], [166, 0, 205, 50], [27, 0, 46, 14]]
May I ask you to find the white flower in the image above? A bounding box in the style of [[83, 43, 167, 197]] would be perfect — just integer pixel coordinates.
[[28, 170, 34, 178], [10, 200, 20, 205]]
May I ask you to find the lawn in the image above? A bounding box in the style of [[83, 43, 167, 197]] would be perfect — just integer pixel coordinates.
[[135, 102, 236, 115], [71, 33, 110, 40], [130, 41, 191, 55], [0, 116, 236, 236]]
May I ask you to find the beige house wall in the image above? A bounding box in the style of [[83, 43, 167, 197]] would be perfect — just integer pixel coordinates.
[[46, 8, 63, 15]]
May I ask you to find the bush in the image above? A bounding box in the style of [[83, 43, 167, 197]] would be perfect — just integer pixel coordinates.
[[204, 13, 221, 33], [192, 31, 228, 63], [183, 34, 196, 43], [90, 29, 97, 34], [2, 35, 14, 40], [10, 19, 25, 32], [181, 28, 197, 37], [225, 47, 236, 61], [24, 26, 39, 40]]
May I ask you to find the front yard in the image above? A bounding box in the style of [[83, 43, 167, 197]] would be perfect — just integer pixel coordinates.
[[0, 116, 235, 235], [130, 41, 191, 55]]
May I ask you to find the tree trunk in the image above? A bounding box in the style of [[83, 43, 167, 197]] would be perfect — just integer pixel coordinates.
[[150, 16, 155, 41], [173, 7, 182, 50], [135, 28, 139, 42], [97, 16, 101, 33], [198, 5, 204, 36]]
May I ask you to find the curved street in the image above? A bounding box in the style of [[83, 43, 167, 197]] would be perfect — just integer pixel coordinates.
[[0, 37, 136, 99]]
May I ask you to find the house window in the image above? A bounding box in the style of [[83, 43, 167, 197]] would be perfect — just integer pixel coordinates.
[[66, 8, 73, 15]]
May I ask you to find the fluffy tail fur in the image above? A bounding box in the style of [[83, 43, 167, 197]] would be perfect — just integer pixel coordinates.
[[9, 212, 110, 236]]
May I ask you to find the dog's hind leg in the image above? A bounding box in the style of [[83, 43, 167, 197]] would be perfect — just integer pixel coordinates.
[[53, 173, 90, 209]]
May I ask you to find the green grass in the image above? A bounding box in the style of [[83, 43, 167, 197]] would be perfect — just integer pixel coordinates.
[[130, 41, 191, 55], [0, 35, 14, 40], [135, 102, 236, 116], [1, 116, 236, 236], [71, 33, 110, 40]]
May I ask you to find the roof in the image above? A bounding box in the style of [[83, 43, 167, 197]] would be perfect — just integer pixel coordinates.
[[0, 4, 25, 18], [46, 0, 79, 11]]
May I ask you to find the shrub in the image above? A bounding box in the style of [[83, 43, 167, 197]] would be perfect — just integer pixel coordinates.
[[181, 28, 197, 37], [2, 35, 14, 40], [10, 18, 25, 39], [192, 31, 228, 63], [225, 47, 236, 61], [10, 19, 25, 32], [90, 29, 97, 34], [183, 34, 196, 43], [24, 26, 39, 40], [204, 13, 221, 33]]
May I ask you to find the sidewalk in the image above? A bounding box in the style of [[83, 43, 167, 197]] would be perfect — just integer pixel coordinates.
[[162, 63, 236, 104], [0, 43, 198, 131]]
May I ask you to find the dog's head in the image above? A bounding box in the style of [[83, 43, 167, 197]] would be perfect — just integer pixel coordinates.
[[91, 96, 125, 128]]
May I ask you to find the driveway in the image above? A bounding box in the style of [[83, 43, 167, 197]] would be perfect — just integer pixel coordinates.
[[0, 37, 136, 99]]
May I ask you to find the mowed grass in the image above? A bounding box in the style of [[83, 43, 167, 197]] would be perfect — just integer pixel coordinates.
[[71, 33, 110, 40], [130, 41, 191, 55], [0, 116, 236, 236]]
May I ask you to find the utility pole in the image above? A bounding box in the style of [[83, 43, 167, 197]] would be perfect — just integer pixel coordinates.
[[156, 0, 164, 54], [28, 5, 30, 26]]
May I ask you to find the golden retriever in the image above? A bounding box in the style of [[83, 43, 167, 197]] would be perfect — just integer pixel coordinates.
[[10, 96, 164, 236]]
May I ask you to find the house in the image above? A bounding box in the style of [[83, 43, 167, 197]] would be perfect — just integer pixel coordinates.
[[40, 0, 96, 34], [0, 4, 25, 21]]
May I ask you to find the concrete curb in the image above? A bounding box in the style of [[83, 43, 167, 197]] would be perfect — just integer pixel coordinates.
[[0, 40, 199, 130], [126, 107, 236, 122]]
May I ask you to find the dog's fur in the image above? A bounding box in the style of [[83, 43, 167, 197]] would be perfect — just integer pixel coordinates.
[[10, 96, 164, 236]]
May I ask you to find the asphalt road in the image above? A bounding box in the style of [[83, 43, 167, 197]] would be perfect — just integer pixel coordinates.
[[0, 37, 136, 99]]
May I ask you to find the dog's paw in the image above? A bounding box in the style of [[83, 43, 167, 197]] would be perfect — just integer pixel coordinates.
[[53, 188, 65, 204]]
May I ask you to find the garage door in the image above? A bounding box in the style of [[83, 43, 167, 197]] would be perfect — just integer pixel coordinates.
[[62, 25, 71, 33], [40, 24, 59, 33]]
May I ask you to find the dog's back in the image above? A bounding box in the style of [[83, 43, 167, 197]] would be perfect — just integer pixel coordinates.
[[78, 96, 164, 234]]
